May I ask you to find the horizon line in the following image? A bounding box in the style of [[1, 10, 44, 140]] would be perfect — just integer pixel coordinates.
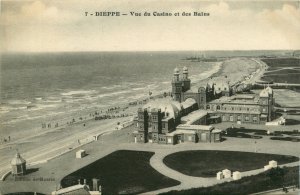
[[2, 49, 300, 53]]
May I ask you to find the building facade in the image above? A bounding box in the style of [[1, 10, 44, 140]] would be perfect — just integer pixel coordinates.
[[206, 87, 274, 124], [171, 67, 274, 124], [131, 66, 275, 144]]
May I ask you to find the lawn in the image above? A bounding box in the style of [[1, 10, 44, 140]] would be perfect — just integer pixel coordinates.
[[260, 58, 300, 84], [163, 150, 298, 177], [160, 166, 299, 195], [61, 150, 180, 194]]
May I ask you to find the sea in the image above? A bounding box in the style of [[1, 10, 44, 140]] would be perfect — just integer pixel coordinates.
[[0, 50, 290, 137]]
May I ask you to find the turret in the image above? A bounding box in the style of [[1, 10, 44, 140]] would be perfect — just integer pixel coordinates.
[[182, 66, 191, 92], [171, 67, 183, 102], [173, 67, 180, 82]]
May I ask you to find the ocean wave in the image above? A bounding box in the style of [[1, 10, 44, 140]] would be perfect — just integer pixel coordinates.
[[132, 87, 145, 91], [61, 90, 97, 96], [7, 100, 32, 105], [101, 85, 122, 90]]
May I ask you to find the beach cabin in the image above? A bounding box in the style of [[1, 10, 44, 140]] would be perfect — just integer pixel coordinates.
[[76, 150, 86, 159], [232, 171, 241, 180], [222, 169, 231, 178], [269, 160, 277, 168], [216, 171, 224, 180]]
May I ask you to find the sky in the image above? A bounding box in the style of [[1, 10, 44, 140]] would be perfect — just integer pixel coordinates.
[[1, 0, 300, 52]]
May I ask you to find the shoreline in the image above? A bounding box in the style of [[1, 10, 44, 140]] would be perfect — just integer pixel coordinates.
[[0, 57, 263, 177], [0, 58, 261, 148]]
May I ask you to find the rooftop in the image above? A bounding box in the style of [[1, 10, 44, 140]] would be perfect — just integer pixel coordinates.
[[142, 97, 182, 119], [176, 124, 214, 131], [208, 94, 260, 105], [181, 110, 208, 124], [166, 129, 196, 136]]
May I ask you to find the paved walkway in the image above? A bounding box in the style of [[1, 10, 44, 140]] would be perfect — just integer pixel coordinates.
[[137, 141, 300, 195]]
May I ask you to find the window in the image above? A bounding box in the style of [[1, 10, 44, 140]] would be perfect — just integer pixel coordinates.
[[231, 107, 234, 111], [217, 105, 221, 110], [222, 115, 226, 121], [245, 116, 249, 121], [230, 115, 234, 121], [253, 117, 257, 122], [201, 97, 204, 102], [206, 105, 210, 109], [153, 126, 156, 130], [162, 123, 165, 129], [188, 136, 192, 141], [262, 108, 266, 112], [247, 108, 250, 111], [237, 115, 241, 120], [152, 115, 157, 120]]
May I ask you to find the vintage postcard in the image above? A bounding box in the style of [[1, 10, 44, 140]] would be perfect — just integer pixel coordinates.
[[0, 0, 299, 194]]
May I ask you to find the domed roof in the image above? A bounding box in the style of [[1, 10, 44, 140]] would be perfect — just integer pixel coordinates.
[[266, 86, 273, 94], [143, 98, 182, 119], [183, 66, 188, 72], [11, 153, 26, 166], [259, 89, 269, 97], [174, 67, 179, 74]]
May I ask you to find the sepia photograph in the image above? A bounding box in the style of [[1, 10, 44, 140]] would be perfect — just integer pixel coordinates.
[[0, 0, 300, 194]]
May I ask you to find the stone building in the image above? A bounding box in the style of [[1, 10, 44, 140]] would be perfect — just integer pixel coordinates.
[[131, 66, 275, 144], [132, 98, 222, 144], [171, 67, 274, 123], [206, 87, 274, 123], [132, 98, 197, 143], [171, 67, 214, 109]]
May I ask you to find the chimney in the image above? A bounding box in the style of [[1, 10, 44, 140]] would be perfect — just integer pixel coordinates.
[[84, 179, 87, 185], [78, 179, 81, 185]]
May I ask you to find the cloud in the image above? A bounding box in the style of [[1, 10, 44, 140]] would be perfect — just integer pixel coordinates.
[[1, 0, 300, 52]]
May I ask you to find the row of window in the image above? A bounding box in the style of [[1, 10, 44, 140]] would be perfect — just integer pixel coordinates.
[[207, 104, 259, 112], [222, 115, 258, 122]]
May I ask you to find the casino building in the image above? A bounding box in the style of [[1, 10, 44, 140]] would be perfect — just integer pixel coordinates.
[[132, 67, 274, 144]]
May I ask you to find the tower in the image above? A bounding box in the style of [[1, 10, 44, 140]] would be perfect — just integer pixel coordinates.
[[171, 68, 182, 102], [151, 108, 162, 134], [259, 89, 270, 122], [198, 87, 207, 109], [137, 108, 149, 143], [182, 66, 191, 92]]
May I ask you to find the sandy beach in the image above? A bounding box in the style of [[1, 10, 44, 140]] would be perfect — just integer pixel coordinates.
[[0, 57, 265, 178]]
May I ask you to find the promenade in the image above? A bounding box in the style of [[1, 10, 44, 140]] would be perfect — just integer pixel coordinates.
[[1, 125, 299, 194]]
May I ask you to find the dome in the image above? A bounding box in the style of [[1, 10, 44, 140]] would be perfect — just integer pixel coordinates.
[[183, 66, 188, 73], [174, 67, 179, 74], [259, 89, 269, 97], [11, 153, 26, 166], [143, 98, 182, 119], [266, 86, 273, 94]]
